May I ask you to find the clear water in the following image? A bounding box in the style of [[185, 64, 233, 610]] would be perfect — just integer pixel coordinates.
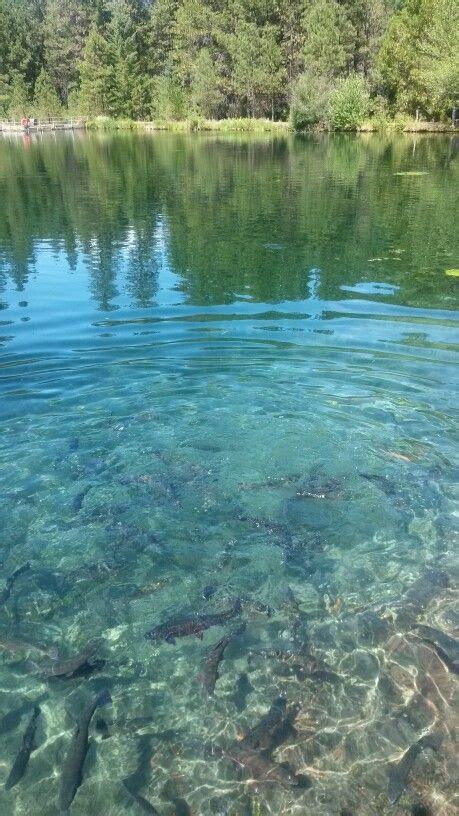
[[0, 131, 458, 816]]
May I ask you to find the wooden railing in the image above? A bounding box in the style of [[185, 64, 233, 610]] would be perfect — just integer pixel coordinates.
[[0, 118, 86, 132]]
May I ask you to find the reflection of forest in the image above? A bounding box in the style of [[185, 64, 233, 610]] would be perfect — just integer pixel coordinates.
[[0, 133, 457, 309]]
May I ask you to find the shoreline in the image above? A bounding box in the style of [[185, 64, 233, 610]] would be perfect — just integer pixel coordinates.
[[1, 116, 456, 135]]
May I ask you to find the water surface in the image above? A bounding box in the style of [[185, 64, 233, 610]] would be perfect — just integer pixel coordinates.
[[0, 132, 458, 816]]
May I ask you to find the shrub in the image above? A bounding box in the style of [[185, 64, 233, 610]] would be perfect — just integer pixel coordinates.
[[290, 71, 331, 130], [392, 112, 412, 132], [328, 74, 370, 130]]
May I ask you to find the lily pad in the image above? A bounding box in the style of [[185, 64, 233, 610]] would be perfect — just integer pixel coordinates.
[[445, 268, 459, 276]]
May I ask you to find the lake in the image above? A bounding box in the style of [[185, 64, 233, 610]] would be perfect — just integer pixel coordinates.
[[0, 131, 457, 815]]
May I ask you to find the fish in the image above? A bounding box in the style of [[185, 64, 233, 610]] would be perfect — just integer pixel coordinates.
[[46, 639, 104, 679], [199, 623, 246, 695], [0, 694, 48, 737], [238, 514, 291, 541], [0, 634, 58, 660], [411, 805, 431, 816], [122, 781, 159, 814], [254, 649, 340, 684], [240, 697, 287, 750], [324, 594, 343, 616], [233, 673, 254, 712], [402, 569, 449, 617], [411, 624, 459, 674], [359, 473, 397, 497], [241, 598, 274, 618], [145, 599, 242, 645], [264, 702, 301, 754], [72, 486, 92, 513], [172, 799, 191, 816], [384, 450, 414, 463], [294, 473, 342, 500], [202, 584, 217, 600], [5, 705, 41, 789], [238, 474, 301, 491], [221, 743, 310, 788], [0, 563, 31, 605], [94, 717, 111, 740], [387, 732, 442, 804], [58, 688, 112, 812], [129, 579, 169, 600]]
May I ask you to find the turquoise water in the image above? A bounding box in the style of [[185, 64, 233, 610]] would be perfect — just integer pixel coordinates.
[[0, 131, 457, 815]]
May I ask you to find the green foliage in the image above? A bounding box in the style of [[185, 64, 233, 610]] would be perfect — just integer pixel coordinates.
[[0, 74, 10, 116], [7, 72, 30, 118], [109, 0, 150, 119], [414, 0, 459, 119], [303, 0, 354, 78], [328, 73, 370, 129], [226, 15, 286, 118], [32, 68, 63, 119], [150, 116, 290, 132], [188, 49, 225, 118], [86, 115, 138, 129], [78, 27, 116, 116], [290, 71, 331, 129], [0, 0, 455, 126], [43, 0, 91, 103], [376, 0, 458, 118], [152, 74, 188, 121]]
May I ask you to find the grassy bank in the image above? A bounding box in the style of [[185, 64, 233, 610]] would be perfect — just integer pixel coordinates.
[[358, 117, 457, 133], [84, 115, 456, 134], [148, 117, 291, 133], [85, 116, 290, 133]]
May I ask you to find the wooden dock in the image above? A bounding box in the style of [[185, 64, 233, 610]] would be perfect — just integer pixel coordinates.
[[0, 119, 86, 133]]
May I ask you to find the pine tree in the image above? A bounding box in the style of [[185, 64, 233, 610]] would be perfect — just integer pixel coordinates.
[[227, 15, 261, 116], [303, 0, 354, 78], [147, 0, 179, 76], [279, 0, 307, 81], [189, 48, 224, 117], [78, 26, 116, 116], [109, 0, 149, 119], [173, 0, 224, 117], [7, 72, 30, 118], [0, 74, 11, 117], [257, 24, 286, 119], [33, 67, 63, 119], [43, 0, 92, 103]]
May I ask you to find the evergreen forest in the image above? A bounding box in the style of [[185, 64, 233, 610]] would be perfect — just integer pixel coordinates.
[[0, 0, 457, 128]]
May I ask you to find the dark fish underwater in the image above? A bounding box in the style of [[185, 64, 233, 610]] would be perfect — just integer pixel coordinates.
[[145, 599, 242, 644], [0, 562, 31, 605], [198, 622, 246, 695], [4, 704, 41, 790], [58, 688, 112, 812], [46, 639, 104, 679], [387, 732, 442, 804]]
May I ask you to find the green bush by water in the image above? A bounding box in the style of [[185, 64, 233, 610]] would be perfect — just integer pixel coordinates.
[[149, 117, 291, 133]]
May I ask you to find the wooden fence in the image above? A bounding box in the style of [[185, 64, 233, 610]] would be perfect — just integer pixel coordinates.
[[0, 119, 86, 133]]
